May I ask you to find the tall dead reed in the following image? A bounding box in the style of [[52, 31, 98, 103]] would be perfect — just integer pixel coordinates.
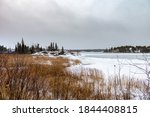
[[0, 54, 148, 100]]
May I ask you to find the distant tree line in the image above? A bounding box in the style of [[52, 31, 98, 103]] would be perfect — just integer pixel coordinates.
[[0, 38, 65, 54], [15, 39, 45, 54], [104, 45, 150, 53], [15, 39, 64, 54], [47, 42, 58, 51]]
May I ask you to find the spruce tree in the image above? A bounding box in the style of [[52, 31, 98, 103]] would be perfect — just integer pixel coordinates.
[[21, 38, 25, 54], [55, 43, 58, 51], [59, 46, 64, 55]]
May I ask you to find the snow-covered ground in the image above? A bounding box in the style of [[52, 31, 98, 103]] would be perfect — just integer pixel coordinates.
[[32, 51, 150, 80], [32, 51, 150, 99], [69, 52, 150, 81]]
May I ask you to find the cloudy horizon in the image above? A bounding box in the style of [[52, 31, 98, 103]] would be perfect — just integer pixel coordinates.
[[0, 0, 150, 49]]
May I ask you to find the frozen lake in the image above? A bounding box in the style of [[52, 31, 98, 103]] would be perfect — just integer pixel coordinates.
[[69, 52, 150, 80], [81, 52, 150, 60]]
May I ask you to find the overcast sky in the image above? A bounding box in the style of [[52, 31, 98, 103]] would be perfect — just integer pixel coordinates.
[[0, 0, 150, 49]]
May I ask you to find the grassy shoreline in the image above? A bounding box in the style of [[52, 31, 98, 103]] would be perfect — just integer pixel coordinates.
[[0, 54, 149, 100]]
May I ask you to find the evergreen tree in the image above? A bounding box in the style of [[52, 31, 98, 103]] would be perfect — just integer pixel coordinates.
[[48, 42, 53, 51], [47, 42, 59, 51], [30, 45, 35, 53], [21, 38, 25, 54], [0, 45, 7, 53], [59, 46, 65, 55], [55, 43, 58, 51], [50, 42, 53, 51], [15, 39, 29, 54], [52, 42, 54, 51]]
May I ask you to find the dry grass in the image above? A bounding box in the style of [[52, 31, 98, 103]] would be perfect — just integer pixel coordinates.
[[0, 54, 149, 100]]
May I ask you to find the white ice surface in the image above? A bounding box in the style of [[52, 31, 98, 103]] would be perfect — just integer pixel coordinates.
[[69, 52, 150, 80]]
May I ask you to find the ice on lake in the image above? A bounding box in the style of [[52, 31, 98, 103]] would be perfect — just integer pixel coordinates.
[[69, 52, 150, 80]]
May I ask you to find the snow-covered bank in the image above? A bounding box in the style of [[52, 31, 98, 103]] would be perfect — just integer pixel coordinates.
[[32, 51, 150, 80], [68, 52, 150, 81], [30, 52, 150, 99]]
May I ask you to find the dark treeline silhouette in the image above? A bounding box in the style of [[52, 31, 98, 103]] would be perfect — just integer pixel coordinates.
[[59, 46, 64, 55], [15, 39, 45, 54], [0, 38, 65, 54], [0, 45, 7, 53], [47, 42, 58, 51], [1, 40, 150, 54], [15, 39, 64, 54], [104, 45, 150, 53]]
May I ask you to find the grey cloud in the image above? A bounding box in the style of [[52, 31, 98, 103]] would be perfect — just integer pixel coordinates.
[[0, 0, 150, 49]]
